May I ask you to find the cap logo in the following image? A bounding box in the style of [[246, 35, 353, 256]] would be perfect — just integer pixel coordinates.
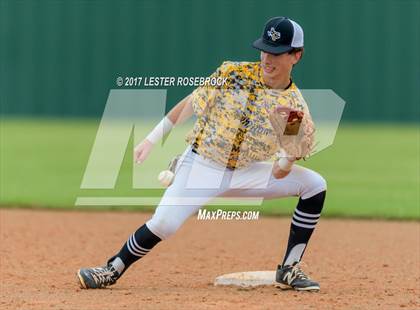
[[267, 27, 281, 42]]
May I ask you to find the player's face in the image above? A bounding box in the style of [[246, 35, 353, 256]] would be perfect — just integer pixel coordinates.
[[260, 51, 301, 79]]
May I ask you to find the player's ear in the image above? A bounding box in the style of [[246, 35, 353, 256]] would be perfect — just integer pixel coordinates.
[[297, 49, 303, 61], [291, 48, 304, 65], [294, 51, 302, 65], [299, 48, 304, 60]]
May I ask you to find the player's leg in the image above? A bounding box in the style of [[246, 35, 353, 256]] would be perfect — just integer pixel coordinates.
[[221, 162, 327, 291], [77, 147, 225, 289], [275, 189, 325, 291]]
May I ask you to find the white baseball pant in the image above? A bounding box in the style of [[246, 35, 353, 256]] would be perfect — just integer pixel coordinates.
[[146, 145, 326, 240]]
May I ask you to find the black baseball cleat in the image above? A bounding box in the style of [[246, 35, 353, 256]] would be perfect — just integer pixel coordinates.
[[275, 262, 320, 291], [77, 264, 119, 289]]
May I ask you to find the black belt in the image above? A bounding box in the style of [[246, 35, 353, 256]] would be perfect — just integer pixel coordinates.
[[190, 146, 236, 170]]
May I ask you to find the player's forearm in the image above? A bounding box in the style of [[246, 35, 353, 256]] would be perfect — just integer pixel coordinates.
[[166, 94, 193, 125], [145, 95, 193, 144]]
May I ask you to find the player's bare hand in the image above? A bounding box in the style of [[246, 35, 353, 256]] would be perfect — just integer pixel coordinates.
[[134, 139, 154, 164], [272, 167, 291, 179]]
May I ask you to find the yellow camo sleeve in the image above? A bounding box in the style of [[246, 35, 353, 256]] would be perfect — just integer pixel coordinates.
[[190, 62, 230, 117]]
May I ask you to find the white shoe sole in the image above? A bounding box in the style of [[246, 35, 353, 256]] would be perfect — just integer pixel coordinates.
[[275, 282, 320, 292]]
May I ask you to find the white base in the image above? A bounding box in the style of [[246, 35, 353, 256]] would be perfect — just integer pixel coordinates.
[[214, 271, 276, 287]]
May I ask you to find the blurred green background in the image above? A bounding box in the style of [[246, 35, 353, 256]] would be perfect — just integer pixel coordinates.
[[1, 0, 419, 219]]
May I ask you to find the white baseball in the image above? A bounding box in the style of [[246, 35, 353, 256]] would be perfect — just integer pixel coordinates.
[[158, 170, 175, 187]]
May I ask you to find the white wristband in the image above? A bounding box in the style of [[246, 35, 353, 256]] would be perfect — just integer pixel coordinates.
[[146, 117, 174, 144]]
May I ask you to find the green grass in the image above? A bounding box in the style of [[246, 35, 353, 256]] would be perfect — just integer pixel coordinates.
[[1, 118, 419, 219]]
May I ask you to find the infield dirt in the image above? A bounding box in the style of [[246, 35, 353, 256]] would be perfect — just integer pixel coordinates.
[[1, 209, 419, 310]]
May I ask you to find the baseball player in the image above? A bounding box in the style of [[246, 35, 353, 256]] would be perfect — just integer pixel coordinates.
[[77, 16, 327, 292]]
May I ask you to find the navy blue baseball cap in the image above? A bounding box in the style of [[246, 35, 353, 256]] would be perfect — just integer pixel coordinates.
[[252, 17, 304, 55]]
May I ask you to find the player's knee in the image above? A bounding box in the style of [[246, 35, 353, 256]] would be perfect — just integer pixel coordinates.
[[317, 174, 327, 191], [146, 217, 182, 240], [301, 171, 327, 199]]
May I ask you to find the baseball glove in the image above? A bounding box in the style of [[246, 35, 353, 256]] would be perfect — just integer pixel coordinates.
[[268, 105, 316, 159]]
